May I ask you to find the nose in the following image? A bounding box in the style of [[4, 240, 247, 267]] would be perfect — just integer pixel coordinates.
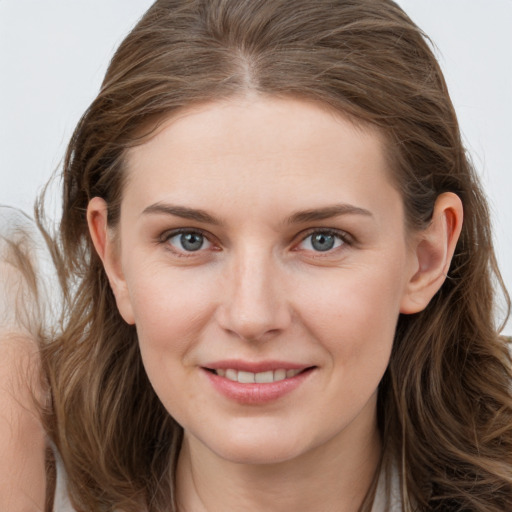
[[216, 249, 292, 342]]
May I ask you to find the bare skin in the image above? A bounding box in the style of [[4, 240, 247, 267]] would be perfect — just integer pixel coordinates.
[[0, 259, 46, 511], [175, 398, 381, 512]]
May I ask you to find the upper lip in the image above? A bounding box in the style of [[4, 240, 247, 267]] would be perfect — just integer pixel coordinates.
[[203, 360, 313, 373]]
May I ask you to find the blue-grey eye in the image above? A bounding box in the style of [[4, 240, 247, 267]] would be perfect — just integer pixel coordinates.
[[168, 232, 210, 252], [299, 232, 344, 252]]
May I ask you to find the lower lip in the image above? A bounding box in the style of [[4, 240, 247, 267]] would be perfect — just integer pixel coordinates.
[[203, 368, 315, 405]]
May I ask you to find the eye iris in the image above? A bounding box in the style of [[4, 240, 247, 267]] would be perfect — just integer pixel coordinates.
[[180, 233, 204, 251], [311, 233, 335, 251]]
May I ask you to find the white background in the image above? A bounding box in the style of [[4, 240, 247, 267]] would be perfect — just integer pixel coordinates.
[[0, 1, 510, 333]]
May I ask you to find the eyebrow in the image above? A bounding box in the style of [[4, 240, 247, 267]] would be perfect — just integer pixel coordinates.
[[286, 204, 373, 224], [141, 203, 221, 225], [141, 202, 372, 225]]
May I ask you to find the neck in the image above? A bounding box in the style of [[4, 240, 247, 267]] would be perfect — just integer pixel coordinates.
[[175, 406, 381, 512]]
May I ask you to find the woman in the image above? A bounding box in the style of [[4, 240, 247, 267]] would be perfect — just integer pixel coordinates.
[[34, 0, 512, 510]]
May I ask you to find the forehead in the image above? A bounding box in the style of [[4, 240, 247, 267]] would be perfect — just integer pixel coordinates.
[[122, 96, 400, 222]]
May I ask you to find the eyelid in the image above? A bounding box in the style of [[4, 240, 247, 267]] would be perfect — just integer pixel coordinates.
[[158, 227, 219, 255], [156, 226, 353, 255], [293, 228, 354, 252]]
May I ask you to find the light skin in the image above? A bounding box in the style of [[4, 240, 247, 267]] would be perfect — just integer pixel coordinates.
[[88, 96, 462, 511], [0, 331, 46, 512], [0, 258, 47, 511]]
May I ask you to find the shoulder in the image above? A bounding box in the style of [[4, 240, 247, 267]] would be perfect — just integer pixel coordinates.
[[0, 205, 54, 511]]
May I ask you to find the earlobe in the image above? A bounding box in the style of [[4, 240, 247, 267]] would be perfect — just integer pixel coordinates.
[[400, 192, 463, 315], [87, 197, 135, 325]]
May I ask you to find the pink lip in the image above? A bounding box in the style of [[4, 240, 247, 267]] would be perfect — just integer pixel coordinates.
[[203, 359, 310, 372], [202, 364, 315, 405]]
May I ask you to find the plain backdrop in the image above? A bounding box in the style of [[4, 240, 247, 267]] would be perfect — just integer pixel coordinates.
[[0, 0, 511, 333]]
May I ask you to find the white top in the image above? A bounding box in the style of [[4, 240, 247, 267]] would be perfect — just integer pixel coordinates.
[[371, 463, 403, 512], [54, 456, 75, 512]]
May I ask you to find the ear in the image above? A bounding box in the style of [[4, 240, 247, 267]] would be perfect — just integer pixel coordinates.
[[400, 192, 463, 314], [87, 197, 135, 325]]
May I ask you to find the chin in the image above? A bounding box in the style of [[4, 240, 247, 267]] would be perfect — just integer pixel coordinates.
[[217, 443, 304, 466], [199, 426, 315, 466]]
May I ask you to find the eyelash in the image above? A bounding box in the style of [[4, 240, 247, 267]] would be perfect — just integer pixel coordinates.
[[294, 228, 352, 255], [158, 227, 353, 256], [158, 228, 215, 257]]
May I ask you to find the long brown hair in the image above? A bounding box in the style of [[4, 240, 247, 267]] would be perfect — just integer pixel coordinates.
[[40, 1, 512, 510]]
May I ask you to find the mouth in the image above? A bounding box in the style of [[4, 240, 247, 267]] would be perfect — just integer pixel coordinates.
[[202, 363, 316, 404], [204, 367, 314, 383]]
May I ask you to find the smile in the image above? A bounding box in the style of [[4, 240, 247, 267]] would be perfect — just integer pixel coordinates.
[[214, 368, 303, 383], [203, 364, 316, 404]]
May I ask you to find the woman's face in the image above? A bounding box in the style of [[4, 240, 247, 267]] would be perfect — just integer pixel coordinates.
[[105, 97, 420, 465]]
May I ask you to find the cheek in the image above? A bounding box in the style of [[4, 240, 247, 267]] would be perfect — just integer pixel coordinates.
[[305, 278, 397, 416], [125, 263, 219, 354], [124, 268, 217, 414], [297, 259, 405, 365]]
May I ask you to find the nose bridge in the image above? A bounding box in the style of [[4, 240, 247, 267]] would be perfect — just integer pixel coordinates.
[[220, 243, 290, 340]]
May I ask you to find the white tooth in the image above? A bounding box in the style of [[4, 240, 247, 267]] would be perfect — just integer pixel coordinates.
[[238, 371, 256, 383], [255, 371, 274, 383], [273, 369, 286, 382], [286, 369, 300, 378], [226, 369, 238, 382], [216, 369, 226, 377]]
